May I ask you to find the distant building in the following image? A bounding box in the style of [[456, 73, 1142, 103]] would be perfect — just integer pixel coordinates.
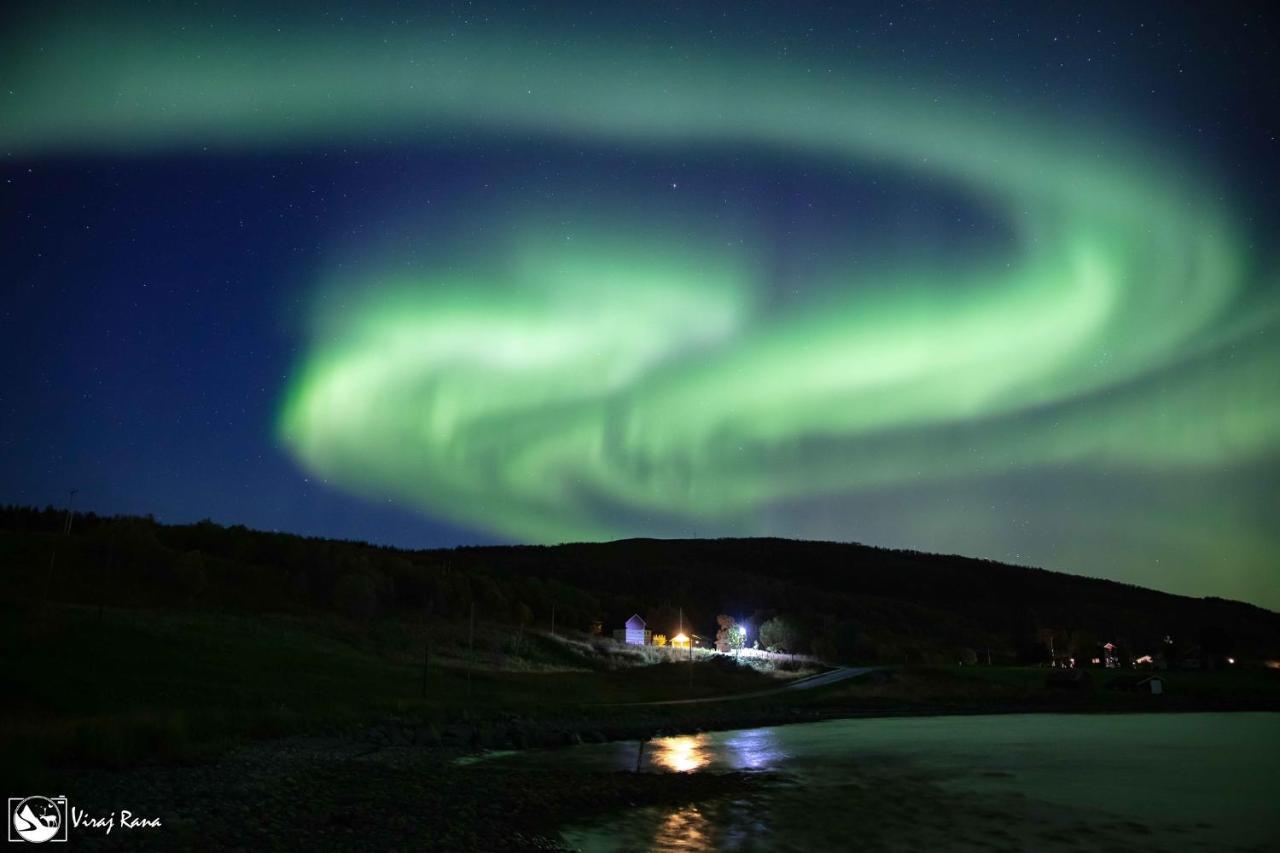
[[612, 614, 651, 646]]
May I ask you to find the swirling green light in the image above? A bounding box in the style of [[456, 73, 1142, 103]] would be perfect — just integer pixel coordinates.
[[4, 12, 1276, 598]]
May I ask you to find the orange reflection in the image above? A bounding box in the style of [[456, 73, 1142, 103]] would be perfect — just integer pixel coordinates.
[[653, 804, 712, 851], [652, 734, 712, 773]]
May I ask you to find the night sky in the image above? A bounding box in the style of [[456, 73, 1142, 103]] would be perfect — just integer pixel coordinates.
[[3, 2, 1278, 608]]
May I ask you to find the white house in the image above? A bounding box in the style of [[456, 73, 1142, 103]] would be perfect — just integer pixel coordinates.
[[609, 613, 654, 645]]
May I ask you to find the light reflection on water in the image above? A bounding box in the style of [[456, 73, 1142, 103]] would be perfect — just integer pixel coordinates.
[[722, 727, 784, 771], [510, 713, 1280, 852], [653, 804, 711, 851], [647, 799, 772, 852], [648, 728, 783, 774], [650, 734, 712, 773], [636, 733, 777, 849]]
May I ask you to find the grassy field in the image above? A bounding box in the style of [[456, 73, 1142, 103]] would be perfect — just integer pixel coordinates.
[[0, 601, 788, 775]]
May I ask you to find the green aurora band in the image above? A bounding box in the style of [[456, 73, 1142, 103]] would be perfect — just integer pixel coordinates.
[[5, 12, 1277, 601]]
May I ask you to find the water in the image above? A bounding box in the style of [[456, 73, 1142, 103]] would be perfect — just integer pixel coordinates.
[[493, 712, 1280, 851]]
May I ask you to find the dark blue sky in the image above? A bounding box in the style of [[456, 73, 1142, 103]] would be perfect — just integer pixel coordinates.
[[2, 149, 486, 544]]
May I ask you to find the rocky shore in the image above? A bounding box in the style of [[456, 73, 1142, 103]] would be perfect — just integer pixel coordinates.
[[67, 734, 776, 851], [47, 681, 1280, 850]]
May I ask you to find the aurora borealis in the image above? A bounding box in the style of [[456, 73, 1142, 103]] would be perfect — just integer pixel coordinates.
[[2, 2, 1277, 607]]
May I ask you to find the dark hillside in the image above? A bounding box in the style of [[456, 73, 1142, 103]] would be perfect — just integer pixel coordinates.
[[449, 537, 1280, 665], [2, 506, 1276, 666]]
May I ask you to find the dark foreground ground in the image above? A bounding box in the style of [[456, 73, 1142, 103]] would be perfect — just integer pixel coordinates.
[[51, 702, 1280, 851], [65, 738, 774, 850], [5, 602, 1279, 850]]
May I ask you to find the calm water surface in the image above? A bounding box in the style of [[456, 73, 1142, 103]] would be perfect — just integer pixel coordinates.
[[494, 712, 1279, 852]]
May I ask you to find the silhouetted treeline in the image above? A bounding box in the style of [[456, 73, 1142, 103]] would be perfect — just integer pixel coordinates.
[[2, 505, 1277, 665]]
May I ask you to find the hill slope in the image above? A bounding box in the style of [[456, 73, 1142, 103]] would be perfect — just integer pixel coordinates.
[[450, 536, 1280, 664], [2, 505, 1276, 665]]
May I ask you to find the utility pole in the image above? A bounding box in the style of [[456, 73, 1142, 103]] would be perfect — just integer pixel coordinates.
[[466, 601, 475, 702], [421, 593, 433, 700], [99, 548, 113, 624], [550, 602, 556, 638], [422, 640, 430, 699], [682, 607, 694, 691], [45, 488, 78, 604], [62, 489, 79, 536]]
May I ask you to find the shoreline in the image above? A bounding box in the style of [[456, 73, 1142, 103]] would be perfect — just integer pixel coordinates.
[[417, 690, 1280, 757]]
